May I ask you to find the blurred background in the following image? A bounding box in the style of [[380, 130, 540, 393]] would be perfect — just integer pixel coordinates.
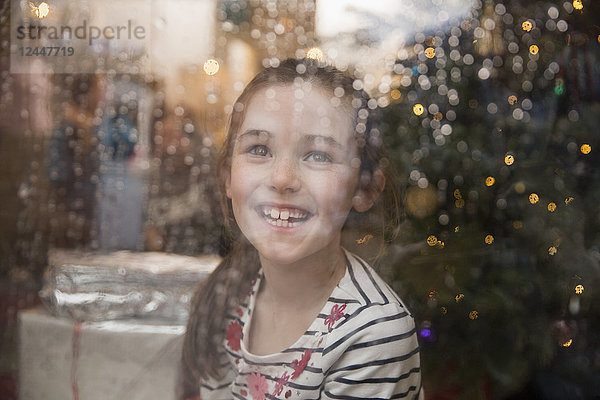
[[1, 0, 599, 399]]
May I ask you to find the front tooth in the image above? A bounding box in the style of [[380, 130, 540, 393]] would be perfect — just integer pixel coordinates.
[[280, 210, 290, 220], [271, 209, 280, 219]]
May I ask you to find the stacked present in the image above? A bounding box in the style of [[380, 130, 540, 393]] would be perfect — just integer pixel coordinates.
[[19, 250, 218, 400]]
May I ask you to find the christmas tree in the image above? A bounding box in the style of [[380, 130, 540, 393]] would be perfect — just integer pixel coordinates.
[[379, 1, 600, 398]]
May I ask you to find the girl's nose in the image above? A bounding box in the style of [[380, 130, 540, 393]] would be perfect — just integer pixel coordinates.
[[269, 156, 301, 193]]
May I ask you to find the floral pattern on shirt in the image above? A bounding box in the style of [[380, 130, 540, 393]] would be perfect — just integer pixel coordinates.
[[291, 349, 312, 379], [272, 371, 290, 397], [225, 321, 243, 351], [247, 372, 268, 400], [324, 303, 346, 331]]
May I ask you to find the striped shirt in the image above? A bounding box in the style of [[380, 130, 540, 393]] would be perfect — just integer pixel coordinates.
[[200, 248, 424, 400]]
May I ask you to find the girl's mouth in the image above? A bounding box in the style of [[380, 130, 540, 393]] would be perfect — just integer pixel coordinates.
[[258, 206, 311, 228]]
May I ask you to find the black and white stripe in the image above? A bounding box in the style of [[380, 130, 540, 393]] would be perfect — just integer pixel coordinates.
[[199, 249, 423, 400]]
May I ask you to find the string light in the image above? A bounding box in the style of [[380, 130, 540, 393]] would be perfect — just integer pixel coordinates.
[[522, 21, 533, 32], [574, 284, 584, 294], [484, 235, 494, 245], [455, 293, 464, 302], [580, 144, 591, 154], [427, 235, 438, 246], [356, 234, 373, 244], [469, 310, 479, 320], [529, 45, 539, 55], [572, 0, 583, 10], [425, 47, 436, 58], [485, 176, 495, 186], [547, 202, 557, 212], [413, 104, 425, 116], [529, 193, 540, 204], [504, 154, 515, 165], [548, 246, 558, 255]]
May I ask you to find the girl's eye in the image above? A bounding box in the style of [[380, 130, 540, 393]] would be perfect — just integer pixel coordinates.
[[304, 151, 332, 163], [248, 145, 270, 157]]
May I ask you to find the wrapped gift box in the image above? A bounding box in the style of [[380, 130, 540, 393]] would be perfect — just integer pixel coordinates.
[[20, 249, 219, 399], [40, 249, 219, 322], [19, 308, 185, 400]]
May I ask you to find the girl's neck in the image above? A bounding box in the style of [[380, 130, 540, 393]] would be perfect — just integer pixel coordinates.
[[257, 245, 347, 311]]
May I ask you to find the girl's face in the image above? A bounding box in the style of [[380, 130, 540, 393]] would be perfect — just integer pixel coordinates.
[[226, 84, 370, 266]]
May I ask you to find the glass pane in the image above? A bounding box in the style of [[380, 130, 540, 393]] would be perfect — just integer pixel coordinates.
[[1, 1, 598, 399]]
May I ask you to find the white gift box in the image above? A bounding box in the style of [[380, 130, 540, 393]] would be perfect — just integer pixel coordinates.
[[19, 308, 186, 400]]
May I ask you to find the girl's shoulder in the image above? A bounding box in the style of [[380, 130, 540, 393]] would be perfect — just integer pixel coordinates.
[[320, 250, 419, 371], [338, 248, 411, 312]]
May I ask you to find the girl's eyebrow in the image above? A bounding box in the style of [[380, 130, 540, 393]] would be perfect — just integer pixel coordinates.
[[236, 129, 271, 142], [237, 130, 343, 149], [301, 134, 344, 150]]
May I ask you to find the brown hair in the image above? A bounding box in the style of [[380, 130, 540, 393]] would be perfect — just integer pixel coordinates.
[[182, 58, 401, 384]]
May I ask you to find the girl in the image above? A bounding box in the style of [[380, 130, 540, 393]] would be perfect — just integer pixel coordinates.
[[180, 58, 423, 400]]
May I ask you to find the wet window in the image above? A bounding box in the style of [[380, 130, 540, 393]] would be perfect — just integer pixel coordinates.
[[1, 0, 599, 399]]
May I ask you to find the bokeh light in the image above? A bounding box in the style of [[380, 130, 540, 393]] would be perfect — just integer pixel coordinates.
[[32, 2, 50, 18], [413, 104, 425, 116], [580, 144, 591, 154], [427, 235, 438, 246], [203, 59, 220, 75], [306, 47, 324, 61], [2, 0, 599, 398], [529, 193, 540, 204], [529, 45, 539, 55]]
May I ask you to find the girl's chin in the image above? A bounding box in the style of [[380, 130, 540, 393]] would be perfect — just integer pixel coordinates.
[[251, 238, 339, 267], [253, 242, 305, 264]]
